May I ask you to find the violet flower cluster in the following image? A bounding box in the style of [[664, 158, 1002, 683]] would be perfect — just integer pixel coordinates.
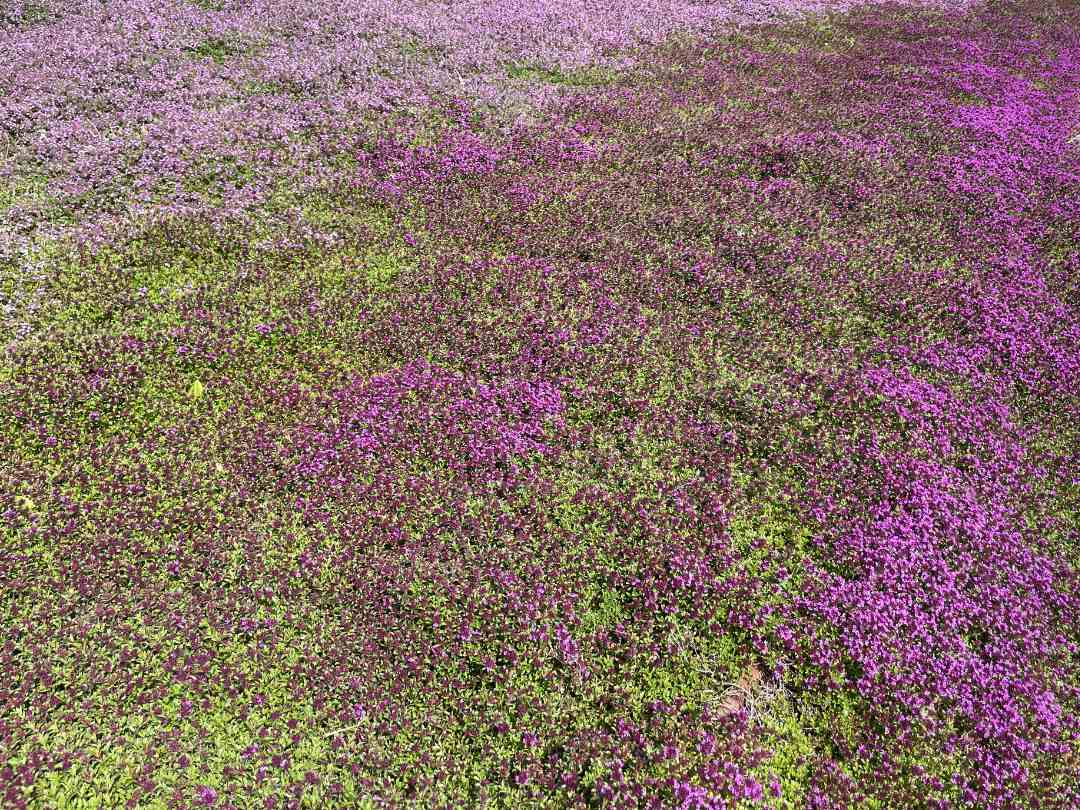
[[0, 0, 973, 255]]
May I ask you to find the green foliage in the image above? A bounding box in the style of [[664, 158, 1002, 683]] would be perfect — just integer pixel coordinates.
[[0, 172, 50, 214], [183, 37, 243, 64], [506, 63, 617, 87], [242, 80, 288, 96], [950, 89, 989, 107], [3, 2, 48, 25], [398, 35, 447, 61]]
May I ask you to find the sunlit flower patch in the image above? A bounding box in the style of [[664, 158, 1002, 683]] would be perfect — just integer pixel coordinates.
[[1, 1, 1077, 808]]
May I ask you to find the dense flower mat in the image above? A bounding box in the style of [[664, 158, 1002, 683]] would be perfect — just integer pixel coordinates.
[[0, 0, 971, 259], [2, 0, 1079, 808]]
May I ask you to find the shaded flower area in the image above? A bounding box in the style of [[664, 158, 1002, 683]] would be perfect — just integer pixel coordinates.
[[1, 0, 1079, 809]]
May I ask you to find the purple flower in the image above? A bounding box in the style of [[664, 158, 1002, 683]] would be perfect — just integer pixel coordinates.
[[196, 785, 217, 806]]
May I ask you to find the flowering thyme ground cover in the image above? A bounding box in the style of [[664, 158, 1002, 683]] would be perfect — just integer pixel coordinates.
[[1, 0, 1078, 808]]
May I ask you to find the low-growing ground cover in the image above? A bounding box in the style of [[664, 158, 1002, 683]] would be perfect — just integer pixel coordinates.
[[2, 0, 1078, 808], [0, 0, 974, 260]]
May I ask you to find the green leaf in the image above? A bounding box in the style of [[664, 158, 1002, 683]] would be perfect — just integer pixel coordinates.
[[187, 380, 205, 401]]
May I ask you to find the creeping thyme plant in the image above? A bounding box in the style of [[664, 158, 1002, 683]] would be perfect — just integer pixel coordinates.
[[1, 0, 1078, 808]]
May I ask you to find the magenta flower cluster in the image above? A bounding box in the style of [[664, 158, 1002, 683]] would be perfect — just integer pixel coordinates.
[[290, 360, 565, 491]]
